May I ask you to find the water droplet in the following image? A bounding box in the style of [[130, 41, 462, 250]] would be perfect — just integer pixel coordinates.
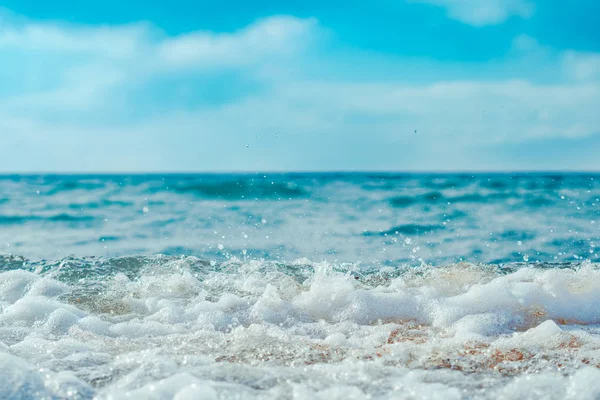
[[218, 244, 224, 250], [523, 254, 529, 262], [245, 144, 250, 148], [517, 241, 522, 247], [142, 206, 149, 213]]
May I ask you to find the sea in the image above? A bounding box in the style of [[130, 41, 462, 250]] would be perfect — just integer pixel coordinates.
[[1, 173, 599, 399]]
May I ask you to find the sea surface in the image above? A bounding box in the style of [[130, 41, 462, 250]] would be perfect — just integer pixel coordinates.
[[1, 173, 600, 399]]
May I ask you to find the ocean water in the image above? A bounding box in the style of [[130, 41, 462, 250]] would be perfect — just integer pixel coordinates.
[[1, 173, 600, 399]]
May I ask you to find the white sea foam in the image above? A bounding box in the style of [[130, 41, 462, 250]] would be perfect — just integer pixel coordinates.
[[0, 258, 599, 398]]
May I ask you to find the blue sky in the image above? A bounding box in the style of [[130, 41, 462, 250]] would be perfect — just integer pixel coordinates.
[[1, 0, 599, 172]]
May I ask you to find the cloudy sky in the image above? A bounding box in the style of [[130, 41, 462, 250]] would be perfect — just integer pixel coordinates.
[[1, 0, 599, 172]]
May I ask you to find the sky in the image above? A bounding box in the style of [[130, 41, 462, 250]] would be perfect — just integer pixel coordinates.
[[0, 0, 599, 172]]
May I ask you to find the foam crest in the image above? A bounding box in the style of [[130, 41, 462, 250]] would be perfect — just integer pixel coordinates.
[[0, 258, 599, 398]]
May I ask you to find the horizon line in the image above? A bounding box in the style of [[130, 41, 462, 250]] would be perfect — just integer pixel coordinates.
[[1, 170, 600, 175]]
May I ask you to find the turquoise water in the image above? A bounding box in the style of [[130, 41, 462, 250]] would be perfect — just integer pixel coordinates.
[[1, 173, 599, 264], [1, 174, 600, 399]]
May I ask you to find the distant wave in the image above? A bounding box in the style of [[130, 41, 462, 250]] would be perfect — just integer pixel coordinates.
[[68, 199, 134, 210], [364, 223, 445, 236], [169, 180, 309, 200], [389, 191, 556, 208], [0, 213, 96, 225]]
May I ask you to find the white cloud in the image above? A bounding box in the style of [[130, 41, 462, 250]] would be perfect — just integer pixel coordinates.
[[274, 80, 599, 142], [511, 34, 541, 52], [562, 51, 600, 82], [3, 76, 599, 171], [409, 0, 534, 26], [509, 35, 600, 83], [158, 16, 318, 68], [0, 14, 317, 120], [0, 21, 150, 58], [1, 10, 599, 171], [0, 13, 316, 67]]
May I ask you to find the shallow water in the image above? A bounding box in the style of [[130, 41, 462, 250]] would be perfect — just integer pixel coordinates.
[[1, 174, 600, 399]]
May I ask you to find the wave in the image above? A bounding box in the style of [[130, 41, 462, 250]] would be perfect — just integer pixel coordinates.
[[1, 255, 599, 398], [388, 191, 558, 208], [0, 213, 96, 225], [364, 223, 445, 236], [150, 180, 309, 200], [389, 192, 445, 207], [68, 199, 134, 210], [44, 180, 108, 195]]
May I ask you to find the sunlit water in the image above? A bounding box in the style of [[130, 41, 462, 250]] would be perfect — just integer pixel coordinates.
[[1, 174, 600, 399]]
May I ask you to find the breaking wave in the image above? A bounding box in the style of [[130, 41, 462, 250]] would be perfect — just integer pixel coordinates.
[[1, 255, 600, 399]]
